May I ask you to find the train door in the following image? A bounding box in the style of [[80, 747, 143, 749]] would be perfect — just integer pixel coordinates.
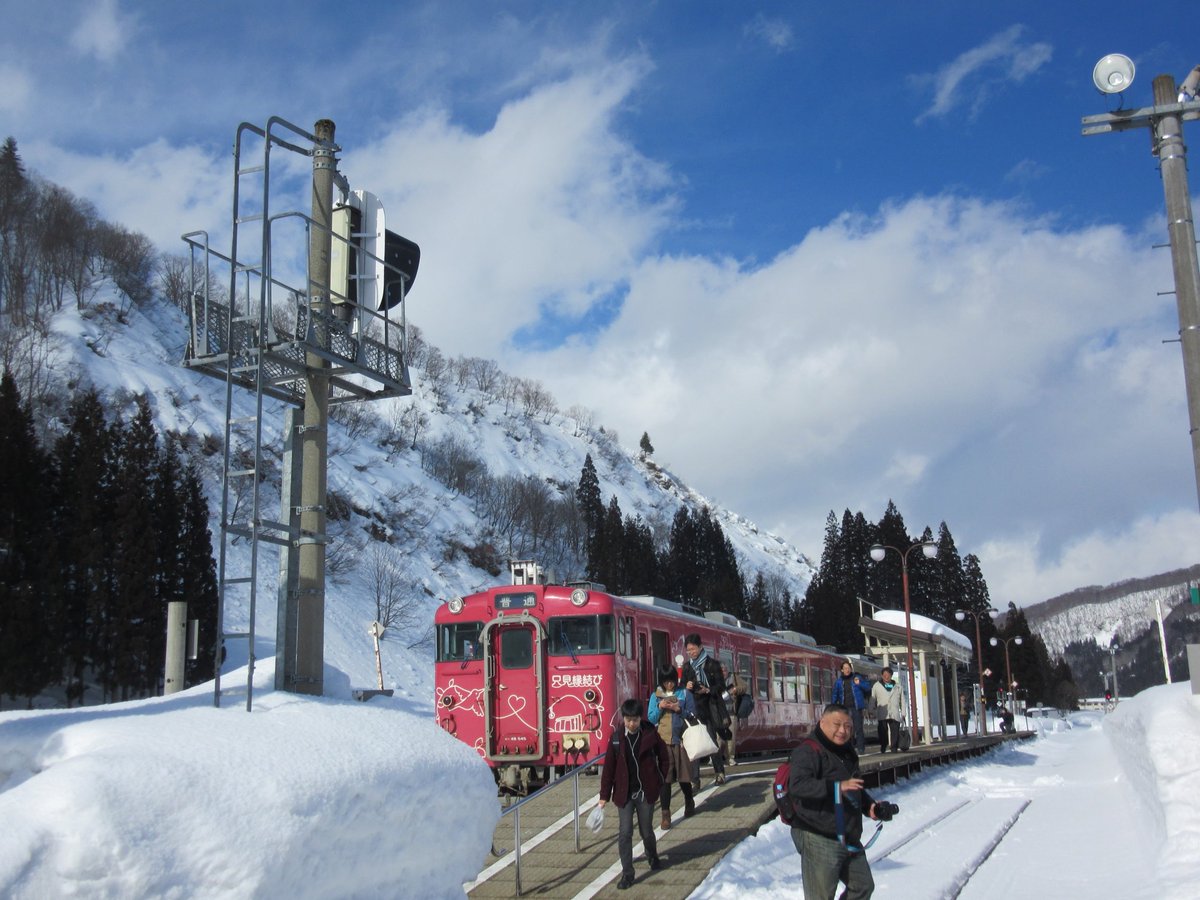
[[637, 630, 650, 707], [480, 612, 546, 761], [651, 629, 671, 682]]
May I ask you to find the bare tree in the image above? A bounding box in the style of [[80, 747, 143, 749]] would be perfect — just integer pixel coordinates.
[[451, 354, 471, 391], [566, 404, 594, 437], [469, 357, 503, 395], [367, 542, 429, 647]]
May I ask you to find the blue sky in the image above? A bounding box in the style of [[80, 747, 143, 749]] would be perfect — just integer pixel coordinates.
[[4, 0, 1200, 605]]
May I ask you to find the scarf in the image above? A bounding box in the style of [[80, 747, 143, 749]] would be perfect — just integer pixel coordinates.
[[692, 650, 711, 688]]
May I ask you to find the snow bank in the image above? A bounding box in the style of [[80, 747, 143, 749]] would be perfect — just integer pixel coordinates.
[[0, 668, 498, 899], [1105, 682, 1200, 892]]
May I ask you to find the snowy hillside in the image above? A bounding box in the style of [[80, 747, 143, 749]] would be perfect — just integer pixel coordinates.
[[36, 290, 816, 699], [1022, 566, 1200, 657]]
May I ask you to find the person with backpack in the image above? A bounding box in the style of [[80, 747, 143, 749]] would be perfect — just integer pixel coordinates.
[[647, 666, 698, 827], [680, 633, 729, 785], [870, 667, 906, 753], [831, 660, 870, 754], [599, 698, 671, 890], [785, 703, 884, 899]]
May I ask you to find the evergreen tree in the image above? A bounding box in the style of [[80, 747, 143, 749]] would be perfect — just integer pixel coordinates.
[[0, 370, 58, 704], [663, 506, 699, 604], [746, 572, 770, 626], [639, 432, 654, 459], [108, 395, 161, 700], [575, 454, 603, 538], [180, 462, 218, 687], [621, 514, 659, 596], [928, 522, 966, 625], [587, 495, 625, 592], [54, 389, 114, 706]]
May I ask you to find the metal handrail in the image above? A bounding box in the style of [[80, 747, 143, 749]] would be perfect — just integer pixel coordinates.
[[496, 751, 605, 896]]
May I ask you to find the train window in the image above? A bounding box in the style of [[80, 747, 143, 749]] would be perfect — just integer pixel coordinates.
[[818, 667, 832, 703], [737, 653, 752, 695], [718, 650, 734, 682], [756, 656, 769, 701], [547, 615, 615, 656], [499, 628, 533, 669], [771, 659, 784, 703], [783, 661, 797, 702], [797, 664, 809, 701], [436, 622, 483, 663]]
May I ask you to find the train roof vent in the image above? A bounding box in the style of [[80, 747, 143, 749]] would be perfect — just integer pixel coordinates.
[[704, 611, 740, 627], [623, 594, 684, 613], [772, 629, 818, 647]]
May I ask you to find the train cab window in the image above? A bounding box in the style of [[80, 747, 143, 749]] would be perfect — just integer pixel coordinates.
[[499, 628, 533, 669], [617, 616, 632, 658], [547, 614, 615, 656], [771, 659, 784, 702], [797, 664, 810, 701], [756, 656, 769, 701], [436, 621, 483, 663]]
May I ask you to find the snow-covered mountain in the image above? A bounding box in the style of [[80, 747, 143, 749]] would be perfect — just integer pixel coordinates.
[[1020, 565, 1200, 657], [32, 289, 816, 697]]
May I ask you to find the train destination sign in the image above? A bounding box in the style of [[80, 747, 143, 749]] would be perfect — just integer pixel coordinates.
[[495, 592, 538, 610]]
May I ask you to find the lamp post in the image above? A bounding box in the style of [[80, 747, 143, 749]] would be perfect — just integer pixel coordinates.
[[1083, 63, 1200, 512], [870, 539, 938, 744], [989, 635, 1023, 711], [955, 607, 998, 735], [1107, 644, 1121, 703]]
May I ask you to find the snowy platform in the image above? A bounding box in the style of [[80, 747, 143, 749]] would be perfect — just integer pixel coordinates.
[[465, 733, 1025, 898]]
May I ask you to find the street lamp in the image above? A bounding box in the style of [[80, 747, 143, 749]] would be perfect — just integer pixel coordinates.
[[1083, 62, 1200, 511], [954, 607, 998, 735], [1107, 644, 1121, 703], [989, 635, 1023, 711], [870, 539, 938, 743]]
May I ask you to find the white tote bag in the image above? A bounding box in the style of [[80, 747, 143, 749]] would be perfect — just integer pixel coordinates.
[[681, 720, 719, 760]]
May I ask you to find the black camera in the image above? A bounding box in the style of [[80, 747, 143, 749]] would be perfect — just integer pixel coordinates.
[[874, 801, 899, 822]]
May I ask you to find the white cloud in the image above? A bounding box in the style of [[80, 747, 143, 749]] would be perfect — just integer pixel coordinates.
[[979, 510, 1200, 602], [743, 14, 794, 53], [29, 138, 230, 251], [914, 25, 1052, 123], [70, 0, 133, 64], [0, 63, 32, 113]]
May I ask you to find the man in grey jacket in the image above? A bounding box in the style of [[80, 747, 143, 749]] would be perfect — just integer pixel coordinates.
[[869, 667, 906, 753]]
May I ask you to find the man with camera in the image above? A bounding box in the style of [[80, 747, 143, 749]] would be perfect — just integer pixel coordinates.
[[788, 703, 897, 899]]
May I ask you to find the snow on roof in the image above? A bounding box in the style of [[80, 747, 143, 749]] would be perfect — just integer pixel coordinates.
[[872, 609, 974, 651]]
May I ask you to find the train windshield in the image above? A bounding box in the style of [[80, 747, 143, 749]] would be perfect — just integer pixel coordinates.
[[547, 614, 615, 657], [436, 621, 484, 662]]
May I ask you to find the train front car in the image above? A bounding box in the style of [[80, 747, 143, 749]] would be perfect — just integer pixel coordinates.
[[434, 583, 621, 794]]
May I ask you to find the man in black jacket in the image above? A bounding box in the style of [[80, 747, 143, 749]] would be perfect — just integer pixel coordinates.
[[679, 633, 728, 785], [788, 703, 882, 899]]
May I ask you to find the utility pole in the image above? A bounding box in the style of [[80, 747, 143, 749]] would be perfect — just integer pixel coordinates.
[[1083, 76, 1200, 511], [294, 118, 337, 695]]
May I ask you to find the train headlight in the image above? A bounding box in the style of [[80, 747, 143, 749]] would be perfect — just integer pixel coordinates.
[[440, 694, 455, 708], [447, 597, 464, 614], [570, 588, 588, 607]]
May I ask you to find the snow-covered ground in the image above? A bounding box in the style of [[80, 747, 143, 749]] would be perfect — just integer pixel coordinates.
[[694, 682, 1200, 900], [1, 675, 1197, 898], [0, 660, 498, 900]]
